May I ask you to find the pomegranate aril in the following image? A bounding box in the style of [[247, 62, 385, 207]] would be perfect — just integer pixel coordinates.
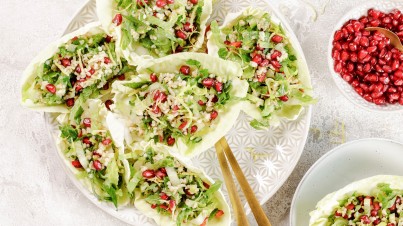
[[66, 98, 75, 107], [142, 169, 155, 178], [105, 99, 113, 110], [176, 30, 187, 40], [215, 82, 223, 93], [348, 43, 357, 51], [358, 49, 369, 60], [72, 160, 82, 168], [271, 35, 283, 43], [150, 73, 158, 82], [83, 118, 91, 127], [252, 54, 263, 64], [61, 58, 71, 67], [190, 125, 198, 134], [354, 87, 364, 96], [210, 110, 218, 120], [156, 0, 167, 7], [202, 78, 215, 88], [113, 14, 123, 26], [394, 79, 403, 86], [180, 65, 190, 75], [341, 51, 350, 61], [93, 160, 102, 171], [46, 84, 56, 94], [367, 46, 377, 53], [363, 94, 373, 102], [167, 136, 175, 146], [374, 97, 386, 105]]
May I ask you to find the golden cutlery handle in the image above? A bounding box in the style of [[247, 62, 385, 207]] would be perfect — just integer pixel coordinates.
[[214, 141, 250, 226], [219, 137, 272, 226]]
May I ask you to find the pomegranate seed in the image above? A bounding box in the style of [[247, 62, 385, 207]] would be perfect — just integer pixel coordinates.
[[160, 204, 169, 211], [211, 95, 218, 103], [183, 22, 193, 32], [156, 0, 167, 7], [279, 95, 289, 102], [374, 97, 386, 105], [351, 80, 359, 87], [271, 60, 281, 69], [368, 9, 381, 19], [178, 121, 187, 131], [172, 105, 179, 111], [167, 136, 175, 146], [359, 36, 369, 47], [61, 58, 71, 67], [348, 43, 358, 52], [271, 35, 283, 43], [257, 74, 266, 83], [112, 14, 123, 26], [176, 30, 187, 40], [346, 203, 355, 210], [105, 99, 113, 110], [341, 51, 349, 61], [358, 49, 369, 60], [200, 218, 208, 226], [360, 215, 370, 224], [260, 59, 270, 67], [215, 210, 224, 218], [150, 73, 158, 82], [229, 41, 242, 48], [151, 104, 161, 114], [350, 53, 358, 62], [363, 94, 373, 102], [214, 82, 223, 93], [198, 100, 205, 106], [202, 78, 215, 88], [167, 0, 174, 4], [142, 169, 155, 178], [210, 110, 218, 120], [271, 50, 282, 60], [367, 46, 377, 53], [66, 98, 75, 107], [102, 139, 112, 145], [105, 35, 112, 43], [334, 30, 343, 41], [395, 79, 403, 86], [153, 90, 168, 103], [174, 46, 184, 53], [93, 160, 102, 171], [190, 125, 198, 134], [104, 57, 111, 64], [117, 74, 125, 80], [46, 84, 56, 94], [334, 211, 342, 217], [180, 65, 190, 75], [88, 68, 95, 75], [252, 54, 263, 64], [82, 137, 91, 145], [169, 200, 176, 210], [155, 169, 167, 179], [71, 160, 82, 168], [189, 0, 198, 4], [160, 192, 169, 200], [354, 87, 364, 96], [83, 118, 91, 128], [151, 204, 157, 209], [75, 65, 82, 74], [203, 181, 210, 189]]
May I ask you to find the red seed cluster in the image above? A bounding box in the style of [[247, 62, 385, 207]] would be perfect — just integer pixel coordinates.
[[332, 8, 403, 105]]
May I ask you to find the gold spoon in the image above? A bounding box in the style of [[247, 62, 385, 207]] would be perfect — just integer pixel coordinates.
[[365, 27, 403, 52], [217, 137, 272, 226]]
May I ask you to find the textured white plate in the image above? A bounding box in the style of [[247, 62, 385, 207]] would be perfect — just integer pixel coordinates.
[[49, 0, 312, 225], [328, 1, 403, 112], [290, 138, 403, 226]]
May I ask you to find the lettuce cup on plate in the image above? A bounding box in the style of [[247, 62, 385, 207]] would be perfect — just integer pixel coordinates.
[[111, 53, 248, 157], [21, 22, 136, 113], [128, 141, 230, 226], [207, 7, 314, 129], [55, 98, 132, 208], [96, 0, 212, 64], [310, 175, 403, 226]]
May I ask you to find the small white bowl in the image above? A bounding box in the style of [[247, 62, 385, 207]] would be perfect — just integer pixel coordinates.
[[328, 1, 403, 112]]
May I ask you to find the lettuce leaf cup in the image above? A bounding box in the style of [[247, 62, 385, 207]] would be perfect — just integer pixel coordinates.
[[111, 52, 248, 157], [309, 175, 403, 226], [55, 99, 132, 208], [207, 7, 314, 129], [129, 141, 230, 226], [21, 22, 136, 113], [96, 0, 212, 65]]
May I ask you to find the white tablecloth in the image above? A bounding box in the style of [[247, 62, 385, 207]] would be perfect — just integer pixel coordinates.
[[2, 0, 403, 225]]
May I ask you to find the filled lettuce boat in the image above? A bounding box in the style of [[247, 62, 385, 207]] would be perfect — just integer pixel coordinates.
[[56, 99, 131, 207], [309, 175, 403, 226], [96, 0, 212, 64], [21, 22, 136, 113], [207, 7, 314, 129], [129, 141, 230, 226], [111, 52, 248, 156]]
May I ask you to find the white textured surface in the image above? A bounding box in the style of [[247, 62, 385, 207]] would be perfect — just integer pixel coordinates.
[[3, 0, 403, 226]]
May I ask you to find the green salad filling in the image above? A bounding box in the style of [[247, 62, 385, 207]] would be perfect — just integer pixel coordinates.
[[210, 11, 314, 128], [27, 31, 135, 108], [113, 0, 206, 57], [114, 59, 232, 147], [328, 183, 403, 226], [134, 147, 225, 225]]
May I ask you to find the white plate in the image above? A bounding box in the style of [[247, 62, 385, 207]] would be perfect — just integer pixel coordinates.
[[48, 0, 312, 225], [327, 1, 403, 112], [290, 138, 403, 226]]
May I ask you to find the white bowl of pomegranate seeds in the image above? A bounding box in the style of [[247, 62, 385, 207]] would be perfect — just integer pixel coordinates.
[[328, 1, 403, 111]]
